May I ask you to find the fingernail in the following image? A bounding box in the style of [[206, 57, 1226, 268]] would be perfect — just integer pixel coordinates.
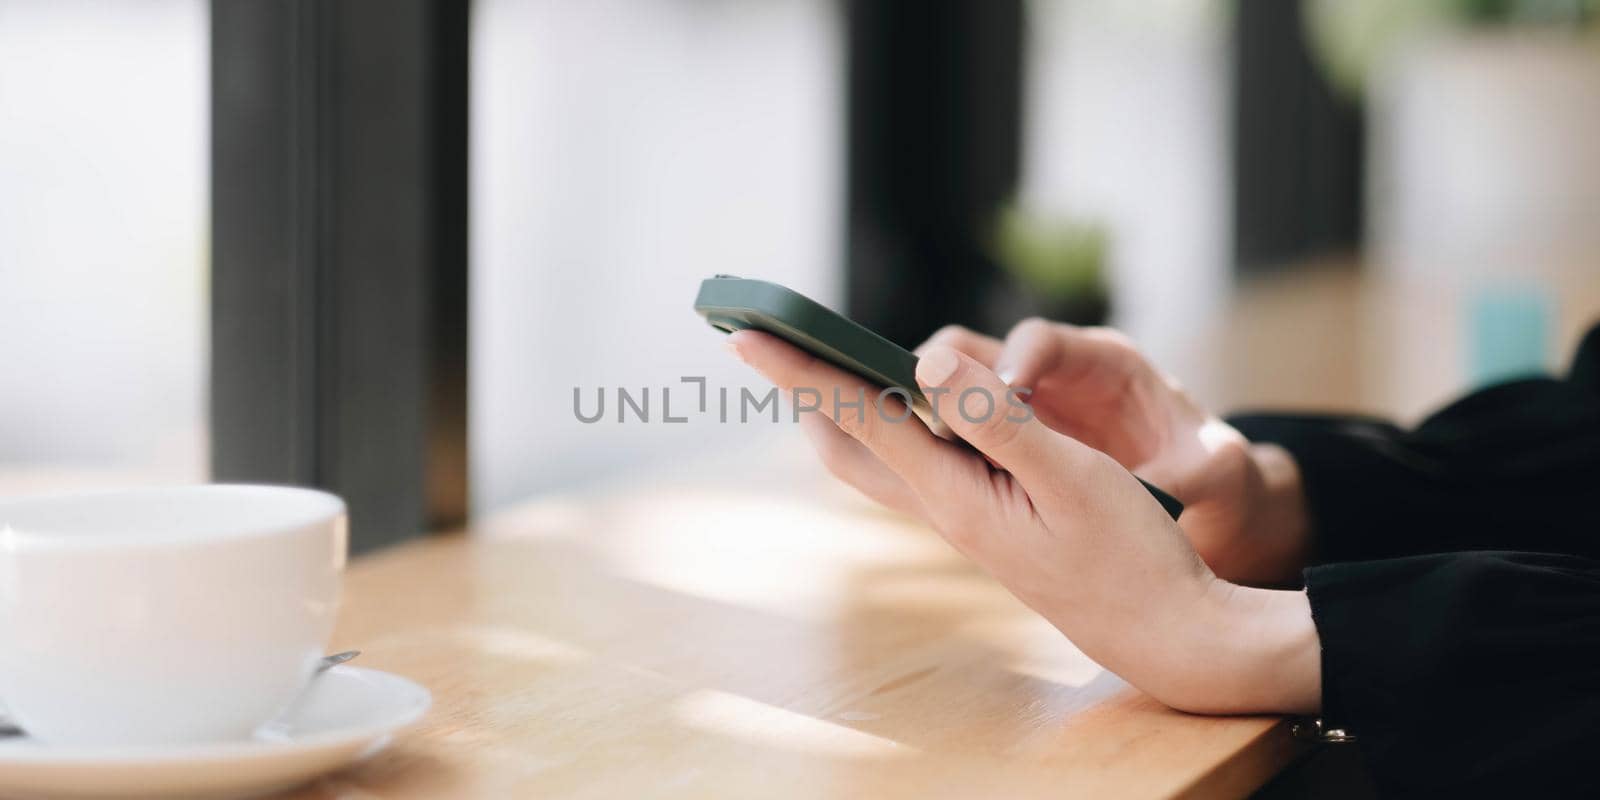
[[916, 345, 960, 387], [724, 338, 745, 363], [996, 365, 1017, 386]]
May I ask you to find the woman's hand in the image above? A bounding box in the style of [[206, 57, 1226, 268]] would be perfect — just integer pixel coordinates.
[[727, 330, 1320, 715], [914, 321, 1312, 586]]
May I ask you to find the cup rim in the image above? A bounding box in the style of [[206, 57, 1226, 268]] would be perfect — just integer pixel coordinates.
[[0, 484, 345, 550]]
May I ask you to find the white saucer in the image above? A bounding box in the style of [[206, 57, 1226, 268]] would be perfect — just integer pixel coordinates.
[[0, 666, 430, 800]]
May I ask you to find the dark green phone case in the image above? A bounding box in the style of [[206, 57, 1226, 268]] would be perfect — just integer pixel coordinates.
[[695, 275, 927, 405], [694, 275, 1183, 520]]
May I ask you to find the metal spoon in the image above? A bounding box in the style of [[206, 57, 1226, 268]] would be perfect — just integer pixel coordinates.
[[0, 650, 361, 738], [317, 650, 361, 672]]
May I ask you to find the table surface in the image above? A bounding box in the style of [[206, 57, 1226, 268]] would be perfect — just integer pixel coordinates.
[[281, 465, 1304, 800]]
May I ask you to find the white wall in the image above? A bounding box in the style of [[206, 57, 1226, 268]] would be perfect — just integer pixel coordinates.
[[1020, 0, 1232, 401], [0, 0, 207, 481], [471, 0, 843, 511]]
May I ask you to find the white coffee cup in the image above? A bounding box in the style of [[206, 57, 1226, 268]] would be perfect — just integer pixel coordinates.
[[0, 485, 347, 746]]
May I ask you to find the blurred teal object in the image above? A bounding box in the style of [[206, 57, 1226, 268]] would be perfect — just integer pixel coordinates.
[[1468, 286, 1552, 387]]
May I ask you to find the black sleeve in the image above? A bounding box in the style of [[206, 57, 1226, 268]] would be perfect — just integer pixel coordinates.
[[1306, 551, 1600, 796], [1227, 324, 1600, 564]]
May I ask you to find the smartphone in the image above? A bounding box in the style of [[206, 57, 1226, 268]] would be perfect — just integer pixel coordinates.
[[694, 275, 1184, 520]]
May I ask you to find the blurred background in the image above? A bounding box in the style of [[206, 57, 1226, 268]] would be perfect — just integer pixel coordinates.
[[3, 0, 1597, 547]]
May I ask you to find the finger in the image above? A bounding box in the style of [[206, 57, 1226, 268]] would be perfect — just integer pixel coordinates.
[[796, 411, 927, 519], [728, 330, 993, 522], [993, 318, 1140, 392], [914, 324, 1003, 367], [915, 344, 1097, 499]]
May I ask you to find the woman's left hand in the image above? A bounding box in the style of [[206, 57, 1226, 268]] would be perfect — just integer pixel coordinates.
[[727, 330, 1320, 714]]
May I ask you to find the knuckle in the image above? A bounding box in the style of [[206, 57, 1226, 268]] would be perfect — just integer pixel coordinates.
[[971, 408, 1028, 452], [1084, 327, 1148, 379], [830, 402, 875, 443], [952, 385, 1028, 451], [1086, 326, 1140, 356], [1007, 316, 1054, 341]]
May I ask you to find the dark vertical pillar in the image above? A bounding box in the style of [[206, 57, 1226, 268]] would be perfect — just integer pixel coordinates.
[[844, 0, 1024, 346], [1233, 0, 1364, 272], [211, 0, 469, 551]]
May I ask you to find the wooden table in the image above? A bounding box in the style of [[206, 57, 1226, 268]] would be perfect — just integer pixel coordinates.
[[286, 463, 1305, 800]]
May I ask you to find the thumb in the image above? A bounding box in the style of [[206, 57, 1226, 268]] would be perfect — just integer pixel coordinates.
[[916, 345, 1095, 494]]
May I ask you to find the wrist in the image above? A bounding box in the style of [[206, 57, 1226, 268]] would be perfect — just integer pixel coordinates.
[[1147, 579, 1321, 715], [1236, 443, 1312, 585], [1207, 581, 1322, 714]]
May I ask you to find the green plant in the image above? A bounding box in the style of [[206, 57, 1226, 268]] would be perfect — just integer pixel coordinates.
[[989, 205, 1109, 304]]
